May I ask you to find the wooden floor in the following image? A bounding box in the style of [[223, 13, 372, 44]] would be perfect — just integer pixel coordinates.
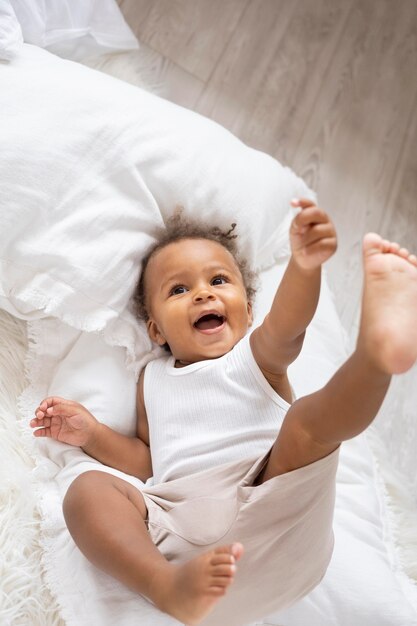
[[118, 0, 417, 339]]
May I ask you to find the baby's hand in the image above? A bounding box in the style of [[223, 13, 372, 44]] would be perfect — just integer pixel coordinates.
[[289, 198, 337, 270], [30, 397, 98, 448]]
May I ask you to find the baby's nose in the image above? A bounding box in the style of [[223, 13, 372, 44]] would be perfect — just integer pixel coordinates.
[[193, 288, 216, 302]]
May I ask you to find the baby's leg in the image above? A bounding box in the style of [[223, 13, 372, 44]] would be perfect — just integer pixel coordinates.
[[259, 234, 417, 482], [63, 471, 243, 625]]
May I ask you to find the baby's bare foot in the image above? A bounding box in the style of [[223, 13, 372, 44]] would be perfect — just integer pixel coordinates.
[[359, 233, 417, 374], [154, 542, 244, 625]]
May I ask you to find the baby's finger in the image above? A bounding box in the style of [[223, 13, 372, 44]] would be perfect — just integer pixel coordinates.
[[40, 396, 69, 409], [40, 397, 73, 416], [36, 399, 54, 415], [45, 402, 74, 417], [291, 197, 317, 209], [302, 236, 338, 259], [34, 401, 47, 415], [296, 223, 337, 247], [298, 205, 328, 223], [33, 426, 50, 438], [31, 415, 52, 426], [295, 206, 331, 230], [37, 399, 52, 413]]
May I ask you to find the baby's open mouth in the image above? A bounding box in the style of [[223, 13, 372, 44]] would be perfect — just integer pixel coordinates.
[[194, 313, 226, 331]]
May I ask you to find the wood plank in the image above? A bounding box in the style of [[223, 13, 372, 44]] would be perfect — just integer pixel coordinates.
[[381, 81, 417, 253], [290, 0, 417, 332], [195, 0, 298, 149], [126, 0, 250, 83], [118, 0, 154, 28], [197, 0, 354, 165]]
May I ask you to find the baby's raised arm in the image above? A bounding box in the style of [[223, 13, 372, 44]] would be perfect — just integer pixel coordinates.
[[250, 198, 337, 376], [31, 369, 152, 481]]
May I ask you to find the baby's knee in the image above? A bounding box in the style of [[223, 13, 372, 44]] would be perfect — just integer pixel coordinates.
[[63, 471, 110, 518], [63, 470, 147, 524]]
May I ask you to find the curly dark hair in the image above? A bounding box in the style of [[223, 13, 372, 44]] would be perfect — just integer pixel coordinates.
[[133, 208, 258, 322]]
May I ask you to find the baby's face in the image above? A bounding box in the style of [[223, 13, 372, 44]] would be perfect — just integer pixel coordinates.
[[145, 238, 253, 366]]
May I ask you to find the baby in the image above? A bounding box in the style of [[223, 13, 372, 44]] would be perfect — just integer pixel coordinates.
[[31, 200, 417, 626]]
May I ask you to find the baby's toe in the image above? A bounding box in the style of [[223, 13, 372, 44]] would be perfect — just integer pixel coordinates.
[[388, 242, 400, 253], [211, 553, 235, 566], [212, 563, 236, 577], [398, 247, 410, 258]]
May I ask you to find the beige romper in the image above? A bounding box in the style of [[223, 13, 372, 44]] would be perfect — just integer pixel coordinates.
[[141, 334, 339, 626]]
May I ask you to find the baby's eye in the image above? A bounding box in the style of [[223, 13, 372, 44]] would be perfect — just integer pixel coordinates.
[[211, 276, 227, 286], [170, 285, 188, 296]]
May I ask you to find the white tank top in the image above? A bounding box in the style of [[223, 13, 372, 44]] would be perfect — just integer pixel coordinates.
[[143, 332, 290, 484]]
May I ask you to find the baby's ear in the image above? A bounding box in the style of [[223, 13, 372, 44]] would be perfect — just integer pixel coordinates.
[[147, 319, 167, 346], [247, 301, 254, 327]]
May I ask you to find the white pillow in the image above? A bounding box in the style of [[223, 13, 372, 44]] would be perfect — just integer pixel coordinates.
[[0, 1, 23, 60], [7, 0, 138, 60], [0, 44, 314, 340]]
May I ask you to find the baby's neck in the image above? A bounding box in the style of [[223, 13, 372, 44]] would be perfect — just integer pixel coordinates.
[[173, 351, 229, 368], [174, 359, 191, 368]]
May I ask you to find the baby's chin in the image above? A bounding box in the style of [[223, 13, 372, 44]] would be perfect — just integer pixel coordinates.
[[170, 327, 249, 365], [173, 345, 233, 366]]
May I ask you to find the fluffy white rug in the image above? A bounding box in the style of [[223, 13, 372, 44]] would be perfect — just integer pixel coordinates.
[[0, 310, 64, 625]]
